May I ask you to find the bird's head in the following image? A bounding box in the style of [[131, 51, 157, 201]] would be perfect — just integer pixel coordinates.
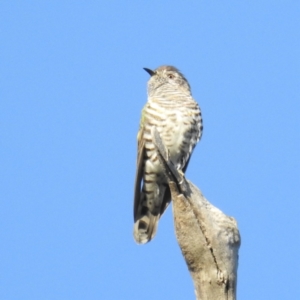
[[143, 65, 191, 96]]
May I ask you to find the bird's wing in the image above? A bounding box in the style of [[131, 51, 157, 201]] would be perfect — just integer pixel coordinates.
[[133, 123, 145, 220], [159, 184, 171, 216], [182, 154, 192, 174]]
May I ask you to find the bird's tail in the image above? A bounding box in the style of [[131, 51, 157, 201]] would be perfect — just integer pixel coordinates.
[[133, 185, 171, 244], [133, 208, 160, 244]]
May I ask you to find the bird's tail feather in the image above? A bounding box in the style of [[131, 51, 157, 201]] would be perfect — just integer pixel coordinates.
[[133, 208, 160, 244], [133, 184, 171, 244]]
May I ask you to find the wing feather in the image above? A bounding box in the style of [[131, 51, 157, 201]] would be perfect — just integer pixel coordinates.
[[133, 128, 145, 219]]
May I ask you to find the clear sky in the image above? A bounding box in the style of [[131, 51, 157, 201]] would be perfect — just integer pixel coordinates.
[[1, 1, 299, 299]]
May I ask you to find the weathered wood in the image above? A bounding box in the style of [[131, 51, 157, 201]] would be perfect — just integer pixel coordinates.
[[151, 127, 241, 300]]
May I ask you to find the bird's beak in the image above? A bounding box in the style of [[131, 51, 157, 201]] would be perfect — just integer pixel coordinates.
[[143, 68, 156, 76]]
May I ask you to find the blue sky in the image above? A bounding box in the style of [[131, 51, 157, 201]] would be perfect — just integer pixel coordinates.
[[0, 1, 299, 299]]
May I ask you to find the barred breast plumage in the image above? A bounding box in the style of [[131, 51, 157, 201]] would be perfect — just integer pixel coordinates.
[[133, 66, 203, 244]]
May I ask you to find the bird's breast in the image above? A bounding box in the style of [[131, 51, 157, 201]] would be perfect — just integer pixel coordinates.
[[144, 98, 199, 169]]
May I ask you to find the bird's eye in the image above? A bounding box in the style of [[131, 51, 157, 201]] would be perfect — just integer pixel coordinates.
[[167, 74, 174, 79]]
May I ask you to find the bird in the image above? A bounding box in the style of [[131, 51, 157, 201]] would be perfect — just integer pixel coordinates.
[[133, 65, 203, 244]]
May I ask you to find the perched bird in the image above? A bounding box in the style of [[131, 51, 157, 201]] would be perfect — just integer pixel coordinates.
[[133, 65, 203, 244]]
